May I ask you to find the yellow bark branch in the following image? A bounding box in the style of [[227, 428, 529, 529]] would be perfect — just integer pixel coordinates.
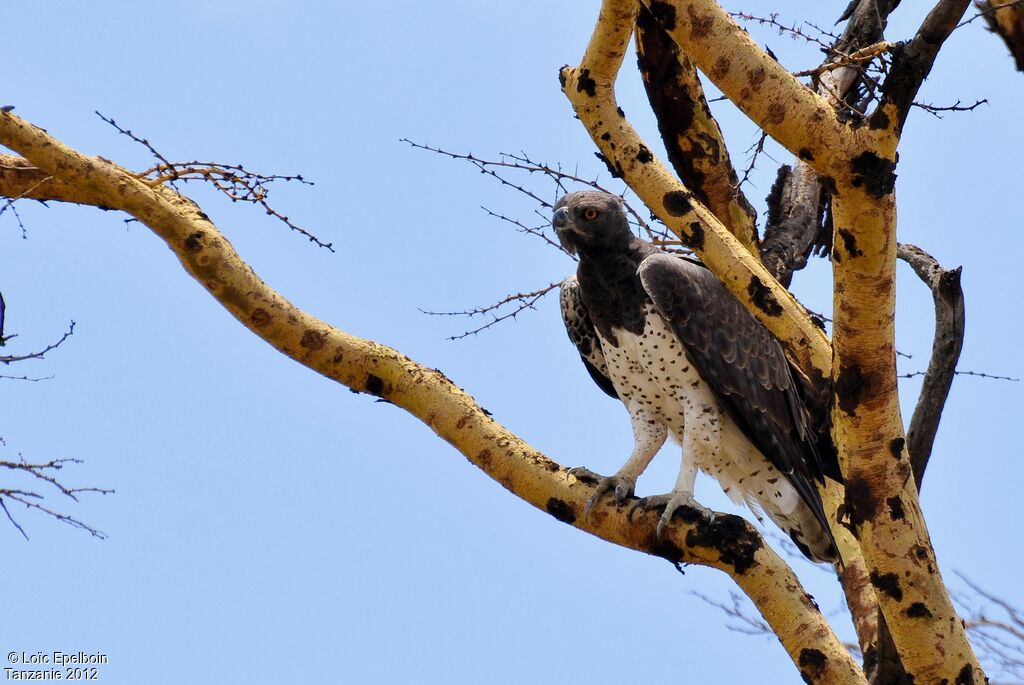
[[0, 109, 866, 685], [830, 187, 984, 683]]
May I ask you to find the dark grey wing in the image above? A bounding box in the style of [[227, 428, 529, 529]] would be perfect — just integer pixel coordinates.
[[638, 254, 836, 549], [560, 276, 618, 399]]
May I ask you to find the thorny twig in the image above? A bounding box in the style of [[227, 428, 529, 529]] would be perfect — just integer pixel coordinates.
[[731, 12, 837, 51], [690, 590, 773, 636], [899, 369, 1019, 381], [913, 98, 989, 117], [481, 206, 572, 256], [95, 111, 331, 251], [737, 130, 771, 190], [0, 457, 112, 539], [406, 141, 681, 339], [0, 321, 74, 363], [402, 140, 667, 242], [420, 282, 562, 341], [0, 373, 53, 382], [0, 195, 29, 238]]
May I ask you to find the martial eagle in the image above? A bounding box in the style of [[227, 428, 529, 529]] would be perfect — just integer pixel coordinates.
[[554, 191, 841, 562]]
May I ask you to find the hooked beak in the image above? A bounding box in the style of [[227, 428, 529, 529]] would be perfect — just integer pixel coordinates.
[[552, 206, 577, 255]]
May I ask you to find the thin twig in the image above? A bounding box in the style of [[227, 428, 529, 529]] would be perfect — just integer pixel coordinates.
[[0, 321, 74, 364], [899, 369, 1018, 381], [0, 457, 113, 539], [913, 98, 989, 117], [96, 112, 330, 250], [420, 282, 561, 341]]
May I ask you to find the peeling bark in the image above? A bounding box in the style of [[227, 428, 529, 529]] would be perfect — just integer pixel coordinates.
[[898, 243, 966, 489], [635, 6, 759, 252], [759, 163, 827, 286]]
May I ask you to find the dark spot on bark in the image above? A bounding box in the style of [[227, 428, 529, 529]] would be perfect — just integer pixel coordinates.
[[250, 308, 271, 328], [648, 0, 677, 30], [798, 148, 814, 161], [365, 373, 385, 397], [656, 537, 684, 563], [870, 571, 904, 602], [684, 514, 762, 574], [685, 6, 714, 38], [747, 67, 767, 88], [184, 231, 205, 252], [906, 602, 933, 619], [546, 498, 576, 524], [636, 145, 654, 163], [197, 210, 210, 222], [332, 349, 344, 364], [600, 132, 612, 141], [477, 448, 492, 469], [870, 107, 890, 131], [835, 363, 866, 415], [767, 102, 786, 125], [576, 69, 597, 97], [887, 496, 906, 521], [300, 329, 325, 350], [594, 152, 624, 179], [850, 151, 897, 198], [890, 437, 906, 460], [616, 106, 625, 118], [686, 221, 705, 250], [747, 276, 783, 316], [838, 228, 863, 257], [955, 664, 975, 685], [844, 475, 879, 527], [558, 67, 568, 89], [802, 593, 820, 612], [663, 190, 693, 216], [711, 56, 731, 80], [799, 649, 828, 682]]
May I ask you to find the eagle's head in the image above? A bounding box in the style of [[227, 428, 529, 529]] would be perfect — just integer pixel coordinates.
[[552, 191, 631, 256]]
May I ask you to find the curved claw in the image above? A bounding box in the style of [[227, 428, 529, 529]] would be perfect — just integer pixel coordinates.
[[630, 492, 715, 540], [581, 474, 636, 519]]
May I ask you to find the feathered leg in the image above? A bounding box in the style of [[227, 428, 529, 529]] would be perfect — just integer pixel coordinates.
[[632, 408, 717, 538], [575, 401, 666, 517]]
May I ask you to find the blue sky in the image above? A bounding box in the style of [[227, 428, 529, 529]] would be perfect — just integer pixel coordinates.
[[3, 2, 1022, 683]]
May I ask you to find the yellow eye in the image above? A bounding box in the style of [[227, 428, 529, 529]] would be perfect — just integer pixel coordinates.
[[582, 208, 599, 221]]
